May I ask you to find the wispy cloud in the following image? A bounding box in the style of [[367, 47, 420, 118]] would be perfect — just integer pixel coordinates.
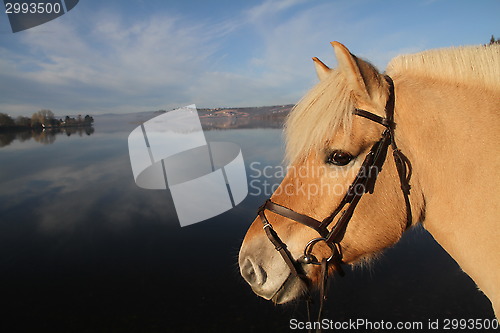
[[0, 9, 226, 115], [0, 0, 494, 116], [0, 1, 401, 116], [245, 0, 308, 23]]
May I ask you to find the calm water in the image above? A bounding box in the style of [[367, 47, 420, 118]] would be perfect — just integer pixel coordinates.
[[0, 116, 495, 332]]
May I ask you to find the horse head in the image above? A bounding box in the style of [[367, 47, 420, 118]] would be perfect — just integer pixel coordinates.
[[239, 42, 415, 304]]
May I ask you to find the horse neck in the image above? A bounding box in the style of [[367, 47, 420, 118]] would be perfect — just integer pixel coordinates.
[[393, 74, 500, 309]]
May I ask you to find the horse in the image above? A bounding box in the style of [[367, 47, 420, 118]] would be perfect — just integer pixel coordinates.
[[239, 41, 500, 318]]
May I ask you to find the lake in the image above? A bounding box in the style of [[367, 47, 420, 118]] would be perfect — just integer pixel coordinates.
[[0, 114, 496, 332]]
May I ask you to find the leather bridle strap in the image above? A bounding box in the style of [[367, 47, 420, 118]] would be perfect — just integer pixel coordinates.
[[257, 75, 413, 329], [263, 200, 328, 236], [256, 126, 394, 285], [353, 109, 393, 128], [259, 208, 307, 280], [322, 129, 392, 245], [354, 75, 413, 229]]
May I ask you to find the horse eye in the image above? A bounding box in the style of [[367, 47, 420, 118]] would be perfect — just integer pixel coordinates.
[[326, 150, 353, 166]]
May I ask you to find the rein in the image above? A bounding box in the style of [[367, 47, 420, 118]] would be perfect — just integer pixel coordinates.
[[257, 75, 413, 330]]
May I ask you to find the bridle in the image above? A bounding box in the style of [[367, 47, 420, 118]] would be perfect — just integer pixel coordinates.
[[257, 75, 413, 325]]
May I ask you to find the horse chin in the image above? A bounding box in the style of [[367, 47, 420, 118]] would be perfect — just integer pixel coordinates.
[[268, 274, 308, 304]]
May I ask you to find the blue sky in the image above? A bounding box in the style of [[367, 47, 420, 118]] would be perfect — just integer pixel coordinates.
[[0, 0, 498, 116]]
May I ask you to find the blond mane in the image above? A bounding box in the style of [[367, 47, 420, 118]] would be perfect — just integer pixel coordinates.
[[387, 44, 500, 91], [285, 44, 500, 164]]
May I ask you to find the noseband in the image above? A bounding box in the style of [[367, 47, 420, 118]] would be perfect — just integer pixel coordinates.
[[257, 76, 412, 321]]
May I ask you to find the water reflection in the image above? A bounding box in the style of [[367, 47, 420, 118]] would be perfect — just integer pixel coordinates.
[[0, 126, 94, 147], [0, 115, 495, 332]]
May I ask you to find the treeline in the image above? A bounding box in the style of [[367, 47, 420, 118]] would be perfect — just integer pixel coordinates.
[[0, 109, 94, 130]]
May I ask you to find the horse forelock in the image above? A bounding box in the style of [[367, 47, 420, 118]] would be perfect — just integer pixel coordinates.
[[284, 70, 354, 164]]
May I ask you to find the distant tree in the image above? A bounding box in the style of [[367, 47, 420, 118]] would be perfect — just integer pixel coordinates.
[[64, 115, 73, 125], [31, 114, 42, 127], [40, 109, 55, 125], [49, 118, 61, 127], [15, 116, 31, 127], [0, 113, 15, 127], [37, 109, 54, 121], [489, 35, 500, 45], [84, 115, 94, 124], [31, 109, 55, 126]]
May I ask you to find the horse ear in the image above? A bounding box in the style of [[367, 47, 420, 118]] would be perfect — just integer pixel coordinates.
[[312, 57, 331, 81], [331, 41, 371, 100]]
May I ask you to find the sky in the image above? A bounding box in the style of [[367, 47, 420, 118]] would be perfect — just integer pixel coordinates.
[[0, 0, 498, 116]]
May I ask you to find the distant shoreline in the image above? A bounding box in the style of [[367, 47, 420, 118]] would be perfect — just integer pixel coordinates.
[[0, 123, 94, 132], [147, 104, 294, 119], [0, 112, 94, 131]]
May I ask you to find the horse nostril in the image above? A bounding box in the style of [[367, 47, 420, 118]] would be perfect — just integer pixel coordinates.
[[241, 258, 267, 286]]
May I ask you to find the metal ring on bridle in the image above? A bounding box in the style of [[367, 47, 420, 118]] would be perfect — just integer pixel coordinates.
[[303, 237, 336, 265]]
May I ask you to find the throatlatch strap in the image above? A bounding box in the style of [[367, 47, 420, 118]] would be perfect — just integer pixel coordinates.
[[393, 150, 413, 229]]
